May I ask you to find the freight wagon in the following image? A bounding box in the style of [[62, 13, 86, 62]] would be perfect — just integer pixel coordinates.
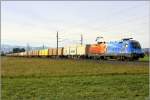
[[32, 50, 39, 57], [52, 48, 63, 57], [39, 49, 49, 57], [48, 48, 53, 57], [63, 44, 87, 58], [57, 48, 63, 57], [27, 51, 33, 57]]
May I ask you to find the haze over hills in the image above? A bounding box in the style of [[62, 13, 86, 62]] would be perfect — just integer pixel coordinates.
[[1, 44, 49, 54]]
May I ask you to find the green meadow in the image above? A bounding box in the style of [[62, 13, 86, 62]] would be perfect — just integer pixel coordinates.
[[1, 57, 149, 100], [139, 55, 149, 62]]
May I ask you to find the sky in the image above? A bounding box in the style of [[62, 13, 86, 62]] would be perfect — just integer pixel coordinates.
[[1, 1, 150, 48]]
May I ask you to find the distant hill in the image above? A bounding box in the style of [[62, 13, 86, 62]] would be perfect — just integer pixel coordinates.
[[1, 44, 49, 54], [1, 44, 20, 54]]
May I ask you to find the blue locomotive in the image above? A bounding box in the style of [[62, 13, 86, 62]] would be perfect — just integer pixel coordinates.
[[106, 38, 144, 60]]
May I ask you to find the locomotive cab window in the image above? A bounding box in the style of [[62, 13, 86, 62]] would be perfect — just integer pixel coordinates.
[[131, 41, 141, 49]]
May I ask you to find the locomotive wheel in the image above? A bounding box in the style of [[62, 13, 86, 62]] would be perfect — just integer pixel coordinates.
[[128, 57, 134, 61], [133, 57, 139, 61], [118, 56, 125, 61]]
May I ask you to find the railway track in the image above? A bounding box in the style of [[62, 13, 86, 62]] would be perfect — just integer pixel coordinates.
[[99, 60, 149, 65], [7, 56, 149, 67], [68, 58, 149, 66]]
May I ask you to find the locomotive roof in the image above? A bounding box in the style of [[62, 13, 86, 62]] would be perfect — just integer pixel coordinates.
[[107, 39, 138, 44]]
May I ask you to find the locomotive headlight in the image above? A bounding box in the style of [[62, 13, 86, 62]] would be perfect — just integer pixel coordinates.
[[125, 44, 128, 48]]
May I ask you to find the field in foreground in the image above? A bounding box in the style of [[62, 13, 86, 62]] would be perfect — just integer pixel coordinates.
[[139, 55, 149, 61], [1, 57, 149, 100]]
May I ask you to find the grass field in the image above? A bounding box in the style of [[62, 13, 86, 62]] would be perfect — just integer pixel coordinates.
[[139, 55, 149, 61], [1, 57, 149, 100]]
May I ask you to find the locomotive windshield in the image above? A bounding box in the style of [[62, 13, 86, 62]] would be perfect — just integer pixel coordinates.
[[130, 41, 141, 49]]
